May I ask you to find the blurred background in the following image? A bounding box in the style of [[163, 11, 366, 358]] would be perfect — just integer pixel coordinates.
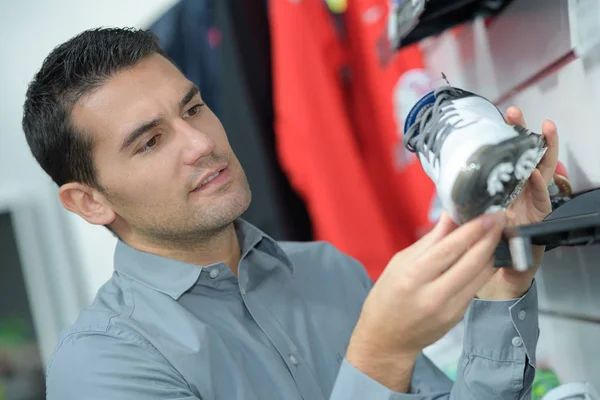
[[0, 0, 599, 398]]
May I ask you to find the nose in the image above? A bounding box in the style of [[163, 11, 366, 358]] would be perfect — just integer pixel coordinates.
[[178, 120, 216, 165]]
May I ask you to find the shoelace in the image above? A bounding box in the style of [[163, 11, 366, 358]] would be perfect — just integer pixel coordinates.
[[403, 86, 465, 164]]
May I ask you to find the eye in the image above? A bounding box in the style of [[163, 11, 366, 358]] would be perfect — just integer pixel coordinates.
[[137, 135, 160, 154], [183, 103, 205, 119]]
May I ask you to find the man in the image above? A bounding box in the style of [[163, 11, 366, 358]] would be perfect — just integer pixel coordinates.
[[23, 28, 558, 399]]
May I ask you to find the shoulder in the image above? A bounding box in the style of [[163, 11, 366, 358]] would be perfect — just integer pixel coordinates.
[[278, 240, 373, 291], [45, 273, 198, 399], [47, 276, 159, 377], [45, 328, 191, 399], [59, 274, 133, 338], [46, 276, 155, 388], [46, 315, 190, 399], [48, 323, 159, 370]]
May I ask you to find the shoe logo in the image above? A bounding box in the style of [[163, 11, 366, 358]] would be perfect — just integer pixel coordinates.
[[394, 69, 434, 130], [392, 69, 433, 171]]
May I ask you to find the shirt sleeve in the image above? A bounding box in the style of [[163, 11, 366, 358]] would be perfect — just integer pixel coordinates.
[[46, 330, 200, 400], [451, 280, 539, 399], [329, 281, 539, 400]]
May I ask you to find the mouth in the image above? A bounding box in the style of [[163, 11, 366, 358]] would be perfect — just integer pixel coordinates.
[[191, 165, 230, 193]]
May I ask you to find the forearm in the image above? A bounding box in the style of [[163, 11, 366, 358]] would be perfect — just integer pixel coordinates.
[[345, 334, 416, 393], [330, 324, 451, 400], [330, 352, 456, 400], [330, 282, 539, 400]]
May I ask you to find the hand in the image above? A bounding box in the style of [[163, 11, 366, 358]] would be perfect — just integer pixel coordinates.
[[346, 211, 506, 392], [476, 107, 559, 300]]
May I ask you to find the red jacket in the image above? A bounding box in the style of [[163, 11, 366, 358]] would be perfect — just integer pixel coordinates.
[[343, 0, 436, 242], [269, 0, 436, 279]]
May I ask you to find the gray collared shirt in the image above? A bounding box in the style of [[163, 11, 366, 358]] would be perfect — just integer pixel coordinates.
[[46, 219, 539, 399]]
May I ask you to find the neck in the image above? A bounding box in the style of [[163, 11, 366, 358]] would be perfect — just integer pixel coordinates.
[[124, 223, 242, 276]]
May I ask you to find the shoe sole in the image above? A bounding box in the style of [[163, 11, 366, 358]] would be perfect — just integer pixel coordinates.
[[451, 127, 547, 223]]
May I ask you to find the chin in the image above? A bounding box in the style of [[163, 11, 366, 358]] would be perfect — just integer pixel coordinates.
[[227, 183, 252, 219], [205, 183, 251, 228], [230, 170, 252, 213]]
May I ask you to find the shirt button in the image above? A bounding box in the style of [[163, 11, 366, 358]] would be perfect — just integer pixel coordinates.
[[289, 354, 298, 366], [518, 310, 526, 320], [240, 287, 246, 295], [209, 269, 220, 279], [512, 336, 523, 347]]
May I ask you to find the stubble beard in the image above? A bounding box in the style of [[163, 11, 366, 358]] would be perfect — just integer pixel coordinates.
[[137, 167, 252, 248]]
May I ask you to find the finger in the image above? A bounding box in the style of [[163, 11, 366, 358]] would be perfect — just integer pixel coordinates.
[[536, 119, 559, 185], [504, 106, 527, 128], [431, 214, 505, 297], [449, 254, 496, 312], [409, 212, 458, 257], [505, 207, 517, 224], [412, 212, 505, 282], [385, 213, 458, 281], [529, 168, 551, 209]]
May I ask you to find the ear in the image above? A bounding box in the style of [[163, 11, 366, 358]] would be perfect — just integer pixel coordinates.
[[58, 182, 116, 226]]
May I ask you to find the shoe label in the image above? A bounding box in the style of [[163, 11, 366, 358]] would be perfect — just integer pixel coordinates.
[[403, 90, 436, 135]]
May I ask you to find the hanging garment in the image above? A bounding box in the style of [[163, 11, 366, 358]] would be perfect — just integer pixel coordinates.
[[150, 0, 220, 114], [270, 1, 438, 279], [341, 1, 437, 241], [270, 0, 404, 278], [150, 0, 312, 242], [214, 0, 313, 241]]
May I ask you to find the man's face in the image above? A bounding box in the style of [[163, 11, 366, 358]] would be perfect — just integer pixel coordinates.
[[71, 53, 251, 244]]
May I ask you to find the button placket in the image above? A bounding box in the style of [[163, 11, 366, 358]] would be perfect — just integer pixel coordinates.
[[511, 336, 523, 347], [288, 354, 299, 366]]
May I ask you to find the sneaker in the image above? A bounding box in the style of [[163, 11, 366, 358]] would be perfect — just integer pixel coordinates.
[[403, 86, 547, 224], [542, 382, 600, 400]]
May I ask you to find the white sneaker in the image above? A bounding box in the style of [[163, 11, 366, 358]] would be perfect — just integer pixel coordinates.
[[542, 382, 600, 400], [403, 86, 547, 224]]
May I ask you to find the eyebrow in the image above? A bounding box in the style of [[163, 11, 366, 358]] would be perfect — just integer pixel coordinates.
[[119, 117, 162, 153], [119, 84, 201, 153], [179, 84, 200, 110]]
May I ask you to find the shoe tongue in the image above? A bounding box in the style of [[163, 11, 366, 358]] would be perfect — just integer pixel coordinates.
[[403, 90, 436, 137]]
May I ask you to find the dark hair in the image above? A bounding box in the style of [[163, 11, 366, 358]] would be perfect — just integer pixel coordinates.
[[22, 27, 165, 189]]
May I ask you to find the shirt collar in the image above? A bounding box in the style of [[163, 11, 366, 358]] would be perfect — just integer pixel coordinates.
[[113, 219, 294, 300]]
